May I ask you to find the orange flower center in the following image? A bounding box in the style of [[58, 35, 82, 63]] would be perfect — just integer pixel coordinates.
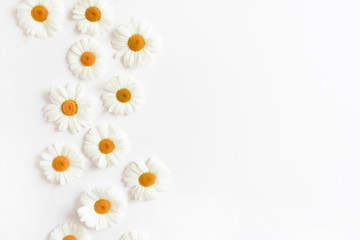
[[139, 172, 156, 187], [52, 156, 70, 172], [31, 5, 48, 22], [61, 100, 78, 116], [98, 139, 115, 154], [128, 34, 145, 51], [94, 199, 111, 214], [116, 89, 131, 103], [85, 7, 101, 22], [63, 235, 77, 240], [80, 52, 96, 66]]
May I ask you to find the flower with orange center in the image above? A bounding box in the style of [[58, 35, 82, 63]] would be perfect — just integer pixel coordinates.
[[40, 143, 84, 185], [17, 0, 65, 38], [43, 83, 92, 134], [102, 75, 144, 116], [67, 39, 106, 80], [73, 0, 113, 35], [83, 125, 130, 168], [112, 18, 162, 68], [49, 222, 90, 240], [78, 186, 127, 230], [123, 158, 172, 201]]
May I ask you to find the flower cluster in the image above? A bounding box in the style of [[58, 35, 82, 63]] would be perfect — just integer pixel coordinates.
[[16, 0, 172, 238]]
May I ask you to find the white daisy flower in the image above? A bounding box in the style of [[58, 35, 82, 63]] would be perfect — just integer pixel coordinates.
[[112, 18, 162, 68], [43, 83, 92, 134], [120, 232, 149, 240], [102, 76, 144, 116], [122, 158, 171, 201], [40, 143, 84, 185], [16, 0, 65, 38], [73, 0, 114, 35], [49, 222, 91, 240], [78, 186, 127, 231], [67, 39, 107, 80], [67, 39, 106, 80], [83, 125, 130, 168]]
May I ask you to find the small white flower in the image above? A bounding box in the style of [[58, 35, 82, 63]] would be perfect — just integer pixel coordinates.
[[123, 158, 171, 201], [40, 143, 84, 185], [78, 186, 127, 231], [112, 18, 162, 68], [67, 39, 107, 80], [16, 0, 65, 38], [83, 125, 130, 168], [43, 83, 92, 134], [73, 0, 114, 35], [49, 222, 91, 240], [102, 76, 144, 116], [120, 232, 149, 240]]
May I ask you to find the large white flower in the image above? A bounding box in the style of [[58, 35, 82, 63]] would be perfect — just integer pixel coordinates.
[[123, 158, 171, 201], [43, 83, 92, 134], [67, 39, 107, 80], [49, 222, 91, 240], [73, 0, 113, 35], [78, 186, 127, 231], [40, 143, 84, 185], [120, 232, 149, 240], [112, 18, 162, 68], [16, 0, 65, 38], [102, 76, 144, 116], [83, 125, 130, 168]]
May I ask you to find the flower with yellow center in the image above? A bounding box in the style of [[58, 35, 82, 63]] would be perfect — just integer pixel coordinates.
[[78, 186, 127, 230], [67, 39, 107, 80], [73, 0, 114, 35], [102, 75, 144, 116], [112, 18, 162, 68], [40, 143, 84, 185], [123, 158, 171, 201], [83, 125, 130, 168], [16, 0, 65, 38], [49, 222, 90, 240], [43, 83, 92, 134], [120, 232, 150, 240]]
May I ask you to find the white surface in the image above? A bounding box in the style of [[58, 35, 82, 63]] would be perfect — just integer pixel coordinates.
[[1, 0, 360, 239]]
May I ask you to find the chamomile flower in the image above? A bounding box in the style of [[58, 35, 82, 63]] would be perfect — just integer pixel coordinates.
[[40, 143, 84, 185], [67, 39, 107, 80], [102, 76, 144, 116], [122, 158, 171, 201], [73, 0, 113, 35], [43, 83, 92, 134], [49, 222, 91, 240], [112, 18, 162, 68], [78, 186, 127, 231], [83, 125, 130, 168], [120, 232, 149, 240], [16, 0, 65, 38]]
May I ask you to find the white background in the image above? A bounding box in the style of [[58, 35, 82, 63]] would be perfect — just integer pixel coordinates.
[[1, 0, 360, 239]]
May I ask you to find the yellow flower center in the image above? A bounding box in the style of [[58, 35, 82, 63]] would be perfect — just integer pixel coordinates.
[[94, 199, 111, 214], [31, 5, 48, 22], [98, 139, 115, 154], [116, 89, 131, 103], [128, 34, 145, 51], [139, 172, 156, 187], [52, 156, 70, 172], [63, 235, 77, 240], [80, 52, 96, 66], [85, 7, 101, 22], [61, 100, 78, 116]]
